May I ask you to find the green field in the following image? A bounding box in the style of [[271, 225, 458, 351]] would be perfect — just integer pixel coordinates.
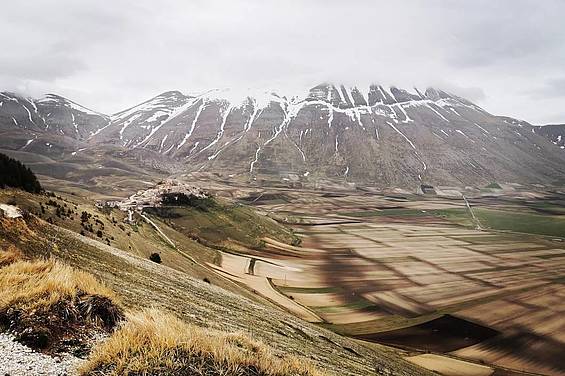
[[339, 208, 473, 225], [475, 208, 565, 238], [339, 205, 565, 238]]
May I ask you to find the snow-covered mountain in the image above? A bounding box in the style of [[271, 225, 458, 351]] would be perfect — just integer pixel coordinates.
[[0, 92, 109, 140], [2, 84, 565, 188], [0, 91, 111, 157], [36, 94, 110, 140]]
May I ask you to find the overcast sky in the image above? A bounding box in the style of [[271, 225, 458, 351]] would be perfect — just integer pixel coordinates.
[[1, 0, 564, 124]]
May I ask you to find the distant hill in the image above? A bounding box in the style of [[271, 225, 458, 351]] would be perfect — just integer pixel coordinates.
[[0, 152, 42, 193]]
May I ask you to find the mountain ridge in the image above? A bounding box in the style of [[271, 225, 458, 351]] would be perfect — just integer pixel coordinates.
[[1, 84, 565, 189]]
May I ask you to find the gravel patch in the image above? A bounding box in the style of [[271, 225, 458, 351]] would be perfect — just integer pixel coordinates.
[[0, 333, 82, 375]]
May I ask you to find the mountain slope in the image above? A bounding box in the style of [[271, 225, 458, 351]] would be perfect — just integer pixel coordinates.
[[36, 94, 110, 140], [90, 84, 565, 187], [534, 124, 565, 148], [93, 90, 194, 148]]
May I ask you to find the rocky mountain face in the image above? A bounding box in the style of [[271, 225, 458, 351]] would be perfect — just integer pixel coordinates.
[[1, 85, 565, 188], [533, 124, 565, 149]]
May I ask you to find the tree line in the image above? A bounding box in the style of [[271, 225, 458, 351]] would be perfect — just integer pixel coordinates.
[[0, 152, 42, 193]]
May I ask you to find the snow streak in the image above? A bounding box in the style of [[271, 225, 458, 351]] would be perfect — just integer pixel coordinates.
[[425, 103, 449, 122], [200, 104, 233, 154], [177, 100, 206, 150], [250, 101, 305, 174], [474, 123, 489, 134], [71, 112, 78, 135], [249, 146, 262, 173], [17, 100, 35, 125], [386, 121, 416, 150], [189, 141, 200, 155], [395, 104, 413, 123], [159, 134, 169, 152], [245, 99, 262, 132], [289, 131, 306, 162]]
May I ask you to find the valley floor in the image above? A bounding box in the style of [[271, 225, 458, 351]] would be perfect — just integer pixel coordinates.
[[205, 186, 565, 376]]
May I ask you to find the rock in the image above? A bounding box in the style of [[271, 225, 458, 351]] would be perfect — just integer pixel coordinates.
[[0, 333, 82, 375]]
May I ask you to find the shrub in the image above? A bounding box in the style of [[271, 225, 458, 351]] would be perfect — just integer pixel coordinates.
[[160, 192, 216, 211], [81, 211, 91, 222], [149, 253, 161, 264]]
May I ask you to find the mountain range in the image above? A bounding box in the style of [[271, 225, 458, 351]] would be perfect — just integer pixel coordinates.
[[1, 84, 565, 189]]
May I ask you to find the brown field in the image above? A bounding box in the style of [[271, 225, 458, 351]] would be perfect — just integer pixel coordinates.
[[203, 188, 565, 376], [406, 354, 494, 376]]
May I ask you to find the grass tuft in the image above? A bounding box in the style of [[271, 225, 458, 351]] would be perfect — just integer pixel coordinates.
[[81, 308, 324, 376], [0, 259, 118, 312], [0, 258, 124, 352]]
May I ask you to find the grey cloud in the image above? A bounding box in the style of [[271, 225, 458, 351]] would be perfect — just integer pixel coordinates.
[[0, 53, 85, 82], [441, 0, 565, 69], [530, 78, 565, 99], [0, 0, 564, 124]]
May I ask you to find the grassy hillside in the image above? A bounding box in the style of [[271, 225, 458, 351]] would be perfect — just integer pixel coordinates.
[[0, 199, 432, 375], [144, 197, 301, 251], [0, 189, 262, 300], [0, 248, 322, 376]]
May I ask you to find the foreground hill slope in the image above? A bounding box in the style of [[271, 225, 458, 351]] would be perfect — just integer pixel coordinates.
[[0, 207, 432, 375]]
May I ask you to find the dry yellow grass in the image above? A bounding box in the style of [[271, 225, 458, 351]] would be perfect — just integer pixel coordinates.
[[81, 308, 325, 376], [0, 258, 118, 313]]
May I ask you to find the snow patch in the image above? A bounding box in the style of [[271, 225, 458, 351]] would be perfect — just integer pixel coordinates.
[[396, 104, 413, 123], [22, 138, 34, 148]]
